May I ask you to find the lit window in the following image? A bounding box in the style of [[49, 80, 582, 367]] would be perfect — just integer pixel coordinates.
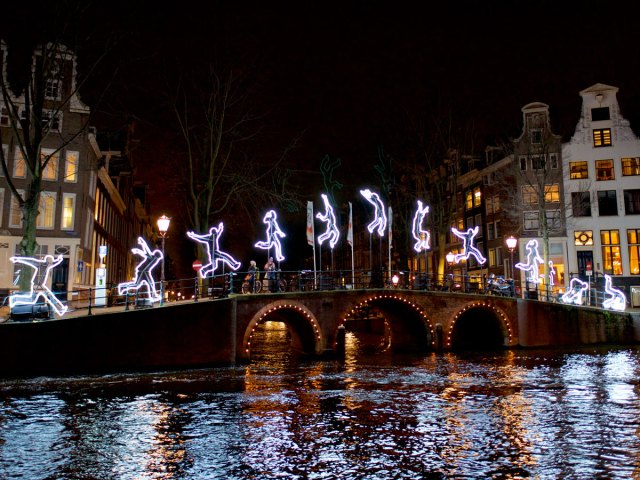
[[489, 248, 496, 267], [465, 190, 473, 210], [628, 229, 640, 275], [624, 189, 640, 214], [13, 149, 26, 178], [64, 151, 78, 182], [574, 231, 593, 246], [593, 128, 612, 147], [36, 191, 56, 229], [473, 187, 482, 207], [621, 157, 640, 176], [544, 184, 560, 203], [569, 161, 588, 179], [41, 148, 59, 181], [596, 159, 614, 181], [522, 185, 537, 204], [597, 190, 618, 216], [61, 193, 75, 230], [601, 230, 622, 275], [9, 190, 23, 228]]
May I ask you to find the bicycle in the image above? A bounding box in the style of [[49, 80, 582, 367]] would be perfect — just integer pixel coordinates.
[[241, 273, 262, 294]]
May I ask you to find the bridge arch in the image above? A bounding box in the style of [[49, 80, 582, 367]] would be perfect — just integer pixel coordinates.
[[447, 300, 514, 350], [338, 293, 436, 352], [242, 300, 323, 359]]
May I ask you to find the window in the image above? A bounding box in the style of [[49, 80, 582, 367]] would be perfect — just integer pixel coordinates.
[[596, 159, 614, 180], [473, 187, 481, 207], [0, 188, 3, 226], [489, 248, 496, 267], [474, 213, 482, 232], [530, 129, 542, 144], [545, 210, 562, 230], [622, 157, 640, 176], [0, 144, 7, 176], [519, 156, 527, 171], [465, 190, 473, 210], [9, 190, 23, 228], [624, 189, 640, 214], [13, 149, 26, 178], [591, 107, 610, 121], [64, 151, 78, 182], [532, 155, 545, 170], [0, 106, 9, 126], [593, 128, 612, 147], [41, 148, 59, 181], [494, 219, 501, 238], [569, 161, 588, 179], [496, 246, 503, 266], [61, 193, 75, 230], [42, 110, 62, 132], [574, 231, 593, 246], [36, 191, 56, 229], [601, 230, 622, 275], [466, 216, 474, 229], [544, 184, 560, 203], [549, 153, 558, 169], [597, 190, 618, 216], [524, 211, 539, 230], [522, 185, 537, 204], [45, 79, 61, 100], [487, 222, 495, 240], [628, 229, 640, 275], [571, 191, 591, 217]]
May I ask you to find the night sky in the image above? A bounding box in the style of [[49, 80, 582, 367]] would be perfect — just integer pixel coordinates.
[[4, 1, 640, 272]]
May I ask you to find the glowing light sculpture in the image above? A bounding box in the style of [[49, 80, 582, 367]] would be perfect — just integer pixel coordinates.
[[515, 239, 544, 283], [360, 188, 387, 236], [561, 278, 589, 305], [316, 193, 340, 249], [411, 200, 430, 253], [547, 261, 556, 286], [187, 222, 241, 278], [117, 237, 164, 303], [254, 209, 286, 261], [603, 274, 626, 311], [9, 254, 68, 317], [451, 226, 486, 264]]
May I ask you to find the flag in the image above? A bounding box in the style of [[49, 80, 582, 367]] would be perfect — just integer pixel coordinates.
[[347, 202, 353, 247], [306, 201, 314, 246], [388, 205, 393, 248]]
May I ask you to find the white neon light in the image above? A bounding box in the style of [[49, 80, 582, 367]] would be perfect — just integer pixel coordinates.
[[515, 239, 544, 284], [547, 261, 556, 286], [561, 277, 589, 305], [9, 254, 68, 317], [254, 209, 286, 261], [603, 274, 626, 311], [117, 237, 164, 302], [360, 188, 387, 236], [411, 200, 430, 253], [187, 222, 241, 278], [451, 226, 486, 264], [316, 193, 340, 249]]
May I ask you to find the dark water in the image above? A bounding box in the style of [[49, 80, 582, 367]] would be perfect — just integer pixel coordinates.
[[0, 322, 639, 479]]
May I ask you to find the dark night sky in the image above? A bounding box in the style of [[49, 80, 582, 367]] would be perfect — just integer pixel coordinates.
[[5, 1, 640, 272]]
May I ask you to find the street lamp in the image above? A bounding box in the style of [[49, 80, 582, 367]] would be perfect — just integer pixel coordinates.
[[506, 236, 518, 279], [157, 215, 171, 306], [446, 251, 455, 288]]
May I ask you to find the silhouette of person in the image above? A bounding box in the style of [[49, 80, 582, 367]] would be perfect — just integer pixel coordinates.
[[9, 254, 68, 317], [117, 237, 163, 302], [515, 239, 544, 284], [247, 260, 258, 292], [316, 193, 340, 248], [254, 210, 286, 262], [451, 226, 486, 264], [360, 188, 387, 236], [412, 200, 430, 252], [187, 222, 241, 277]]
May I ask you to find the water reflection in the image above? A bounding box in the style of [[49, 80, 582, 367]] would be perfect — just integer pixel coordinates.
[[0, 343, 638, 479]]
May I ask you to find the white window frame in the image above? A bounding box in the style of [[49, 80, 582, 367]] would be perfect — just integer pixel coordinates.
[[524, 211, 539, 231], [64, 150, 79, 183], [61, 193, 76, 230], [13, 149, 26, 178], [36, 191, 56, 229], [9, 190, 23, 228], [41, 148, 59, 181]]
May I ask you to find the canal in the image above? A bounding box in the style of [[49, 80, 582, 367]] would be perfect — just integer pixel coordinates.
[[0, 321, 638, 479]]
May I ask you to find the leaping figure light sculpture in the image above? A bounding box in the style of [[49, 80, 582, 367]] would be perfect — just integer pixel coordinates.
[[451, 226, 486, 264], [316, 193, 340, 249], [9, 254, 68, 317], [360, 188, 387, 236], [254, 209, 286, 262], [187, 222, 241, 277], [117, 237, 164, 303], [411, 200, 430, 253], [515, 239, 544, 283]]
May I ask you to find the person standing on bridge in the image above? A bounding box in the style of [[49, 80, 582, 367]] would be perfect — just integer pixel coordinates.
[[247, 260, 258, 293], [265, 257, 277, 292]]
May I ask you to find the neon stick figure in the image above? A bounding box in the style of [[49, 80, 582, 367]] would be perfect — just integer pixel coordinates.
[[360, 188, 387, 236], [254, 210, 286, 262], [187, 222, 241, 278], [117, 237, 163, 302], [316, 193, 340, 249], [9, 254, 68, 317], [412, 200, 430, 253], [603, 274, 626, 311], [451, 226, 486, 264], [547, 261, 556, 286], [561, 278, 589, 305], [515, 239, 544, 283]]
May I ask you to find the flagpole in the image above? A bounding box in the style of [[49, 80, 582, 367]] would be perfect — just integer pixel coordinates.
[[348, 202, 354, 288], [388, 206, 392, 285], [307, 201, 317, 289]]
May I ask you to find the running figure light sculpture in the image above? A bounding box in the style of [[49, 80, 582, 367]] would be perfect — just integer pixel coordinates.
[[254, 209, 286, 262], [117, 237, 164, 303], [411, 200, 430, 253], [561, 277, 589, 305], [451, 226, 486, 264], [9, 254, 68, 317], [515, 239, 544, 284], [360, 188, 387, 236], [187, 222, 241, 278], [316, 193, 340, 249], [602, 274, 626, 311]]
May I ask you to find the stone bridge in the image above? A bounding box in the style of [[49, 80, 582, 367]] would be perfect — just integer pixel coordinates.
[[0, 288, 637, 377]]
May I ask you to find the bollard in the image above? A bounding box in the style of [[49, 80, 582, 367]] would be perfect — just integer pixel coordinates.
[[88, 287, 93, 316]]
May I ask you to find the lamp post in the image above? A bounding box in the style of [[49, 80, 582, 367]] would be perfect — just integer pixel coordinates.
[[157, 215, 171, 306], [506, 236, 518, 279], [446, 251, 455, 289]]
